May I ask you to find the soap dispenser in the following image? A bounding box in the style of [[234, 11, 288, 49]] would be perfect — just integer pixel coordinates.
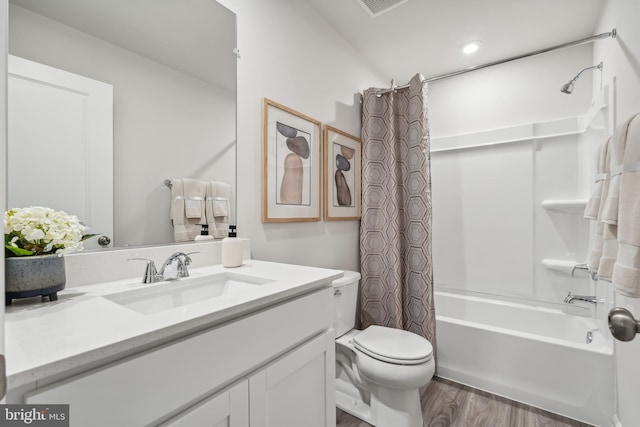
[[194, 224, 214, 241], [222, 225, 243, 267]]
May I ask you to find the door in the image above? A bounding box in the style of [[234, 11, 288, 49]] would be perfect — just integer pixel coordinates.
[[612, 294, 640, 426], [248, 330, 335, 427], [7, 55, 113, 249]]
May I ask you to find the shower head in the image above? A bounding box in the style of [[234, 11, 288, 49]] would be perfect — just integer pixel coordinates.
[[560, 81, 575, 94], [560, 62, 603, 94]]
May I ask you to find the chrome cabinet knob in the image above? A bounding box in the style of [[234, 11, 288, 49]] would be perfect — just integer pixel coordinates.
[[98, 235, 111, 247]]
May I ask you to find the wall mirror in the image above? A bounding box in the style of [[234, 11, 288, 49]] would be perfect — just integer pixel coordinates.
[[7, 0, 237, 249]]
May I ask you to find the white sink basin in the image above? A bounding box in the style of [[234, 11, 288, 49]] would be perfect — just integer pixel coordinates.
[[104, 272, 274, 315]]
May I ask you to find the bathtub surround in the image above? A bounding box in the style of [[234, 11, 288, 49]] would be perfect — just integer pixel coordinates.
[[360, 74, 436, 345], [431, 109, 608, 305]]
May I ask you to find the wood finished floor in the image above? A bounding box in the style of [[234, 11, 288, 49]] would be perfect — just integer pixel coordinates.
[[336, 377, 593, 427]]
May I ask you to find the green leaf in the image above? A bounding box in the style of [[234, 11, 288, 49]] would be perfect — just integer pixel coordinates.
[[5, 244, 34, 257], [81, 233, 99, 241]]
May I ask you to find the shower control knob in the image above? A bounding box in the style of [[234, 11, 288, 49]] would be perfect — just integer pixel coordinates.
[[608, 307, 640, 342], [97, 235, 111, 247]]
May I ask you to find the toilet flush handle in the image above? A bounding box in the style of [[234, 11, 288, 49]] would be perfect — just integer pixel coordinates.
[[334, 289, 342, 296]]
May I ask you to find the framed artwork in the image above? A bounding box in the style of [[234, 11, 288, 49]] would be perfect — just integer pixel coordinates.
[[323, 125, 362, 221], [262, 98, 321, 223]]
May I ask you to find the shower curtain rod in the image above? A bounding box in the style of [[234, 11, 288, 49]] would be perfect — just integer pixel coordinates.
[[369, 28, 616, 96]]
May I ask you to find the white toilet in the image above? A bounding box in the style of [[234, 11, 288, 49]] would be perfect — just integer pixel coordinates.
[[333, 271, 435, 427]]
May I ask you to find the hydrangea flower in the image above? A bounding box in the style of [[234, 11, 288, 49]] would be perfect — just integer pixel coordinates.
[[4, 206, 93, 256]]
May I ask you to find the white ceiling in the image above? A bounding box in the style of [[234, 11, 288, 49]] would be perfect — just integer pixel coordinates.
[[304, 0, 606, 85], [10, 0, 236, 91]]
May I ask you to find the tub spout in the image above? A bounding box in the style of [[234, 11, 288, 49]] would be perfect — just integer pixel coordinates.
[[564, 292, 600, 305]]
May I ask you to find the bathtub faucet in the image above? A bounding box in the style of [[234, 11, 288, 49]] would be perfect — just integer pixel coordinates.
[[564, 292, 601, 305]]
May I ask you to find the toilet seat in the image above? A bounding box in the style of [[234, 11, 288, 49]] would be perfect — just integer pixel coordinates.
[[353, 325, 433, 365]]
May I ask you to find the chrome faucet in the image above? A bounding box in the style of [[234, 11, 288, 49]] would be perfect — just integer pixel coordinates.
[[564, 292, 601, 305], [571, 263, 598, 281], [128, 252, 198, 283], [127, 258, 163, 283], [159, 252, 198, 280]]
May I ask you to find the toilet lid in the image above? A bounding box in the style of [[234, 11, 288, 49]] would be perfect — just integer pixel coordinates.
[[353, 325, 433, 365]]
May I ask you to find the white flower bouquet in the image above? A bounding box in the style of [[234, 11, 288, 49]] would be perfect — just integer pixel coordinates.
[[4, 206, 95, 257]]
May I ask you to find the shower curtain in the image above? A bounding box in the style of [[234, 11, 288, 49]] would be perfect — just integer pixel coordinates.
[[360, 74, 436, 350]]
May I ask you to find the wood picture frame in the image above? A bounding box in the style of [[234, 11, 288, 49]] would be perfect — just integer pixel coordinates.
[[261, 98, 321, 223], [323, 125, 362, 221]]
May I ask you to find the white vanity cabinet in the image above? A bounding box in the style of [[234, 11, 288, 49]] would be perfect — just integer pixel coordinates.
[[20, 287, 335, 427], [162, 380, 249, 427], [249, 330, 335, 427]]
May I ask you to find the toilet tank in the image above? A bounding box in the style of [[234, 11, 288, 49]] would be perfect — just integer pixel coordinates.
[[332, 270, 361, 337]]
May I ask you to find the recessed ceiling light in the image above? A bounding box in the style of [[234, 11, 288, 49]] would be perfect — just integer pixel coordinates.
[[461, 41, 481, 54]]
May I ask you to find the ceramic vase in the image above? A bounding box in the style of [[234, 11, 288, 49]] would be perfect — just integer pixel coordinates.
[[5, 255, 66, 305]]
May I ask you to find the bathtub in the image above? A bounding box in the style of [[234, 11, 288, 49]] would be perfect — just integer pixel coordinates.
[[435, 291, 614, 427]]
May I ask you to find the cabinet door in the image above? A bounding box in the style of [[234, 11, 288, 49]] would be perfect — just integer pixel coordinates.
[[248, 330, 335, 427], [162, 380, 248, 427]]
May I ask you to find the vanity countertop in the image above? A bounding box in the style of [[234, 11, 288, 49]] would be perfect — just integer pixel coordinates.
[[5, 260, 343, 389]]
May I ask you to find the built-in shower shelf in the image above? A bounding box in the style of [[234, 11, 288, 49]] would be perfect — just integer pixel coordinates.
[[541, 199, 588, 213], [542, 259, 580, 274]]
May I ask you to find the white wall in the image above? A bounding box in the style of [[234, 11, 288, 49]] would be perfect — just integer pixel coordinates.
[[217, 0, 600, 272], [429, 44, 595, 138], [8, 5, 236, 247], [593, 1, 640, 426], [217, 0, 386, 271]]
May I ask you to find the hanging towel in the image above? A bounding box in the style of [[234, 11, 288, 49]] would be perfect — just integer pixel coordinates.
[[584, 139, 610, 219], [170, 179, 189, 242], [170, 178, 206, 242], [598, 115, 637, 280], [612, 113, 640, 297], [182, 178, 206, 219], [585, 138, 611, 272], [599, 223, 618, 281], [206, 181, 231, 239], [601, 114, 636, 225]]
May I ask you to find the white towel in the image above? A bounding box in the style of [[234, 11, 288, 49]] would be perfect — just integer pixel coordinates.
[[170, 178, 206, 242], [183, 178, 206, 219], [598, 115, 636, 281], [206, 181, 231, 239], [584, 139, 609, 219], [585, 139, 611, 272], [612, 113, 640, 296]]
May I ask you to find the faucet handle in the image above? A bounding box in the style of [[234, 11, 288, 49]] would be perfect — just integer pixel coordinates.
[[127, 258, 161, 283], [178, 252, 199, 277], [174, 252, 199, 277], [182, 251, 199, 265]]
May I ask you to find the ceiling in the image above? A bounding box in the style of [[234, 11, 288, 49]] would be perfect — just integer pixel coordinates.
[[10, 0, 236, 91], [303, 0, 606, 85]]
